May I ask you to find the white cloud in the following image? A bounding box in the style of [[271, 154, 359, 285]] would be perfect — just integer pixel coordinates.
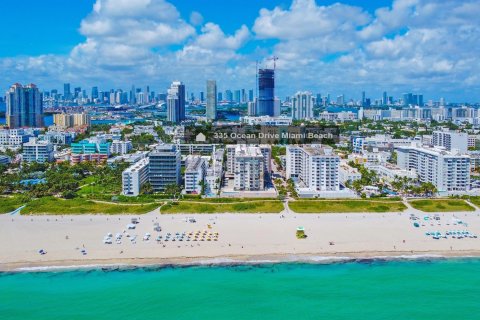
[[254, 0, 370, 40]]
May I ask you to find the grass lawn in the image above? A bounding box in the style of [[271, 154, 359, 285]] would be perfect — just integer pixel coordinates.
[[289, 200, 407, 213], [0, 197, 25, 214], [22, 197, 159, 215], [161, 201, 284, 214], [409, 199, 475, 212], [77, 184, 118, 196], [467, 197, 480, 208], [180, 198, 278, 203]]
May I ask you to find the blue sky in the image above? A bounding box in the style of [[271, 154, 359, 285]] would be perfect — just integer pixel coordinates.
[[1, 0, 479, 102]]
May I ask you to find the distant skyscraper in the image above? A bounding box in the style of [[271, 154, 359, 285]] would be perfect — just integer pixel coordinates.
[[225, 90, 233, 102], [241, 89, 246, 103], [361, 91, 366, 107], [63, 83, 71, 101], [248, 89, 254, 102], [418, 94, 424, 107], [291, 92, 314, 120], [6, 83, 44, 128], [257, 68, 275, 116], [217, 92, 223, 101], [74, 87, 81, 99], [336, 95, 345, 105], [403, 93, 413, 106], [130, 85, 136, 104], [382, 91, 387, 105], [316, 93, 322, 106], [167, 81, 186, 123], [91, 87, 99, 101], [234, 90, 241, 103], [200, 91, 204, 102], [206, 80, 217, 121]]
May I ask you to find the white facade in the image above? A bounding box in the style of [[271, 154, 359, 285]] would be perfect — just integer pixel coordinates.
[[122, 158, 150, 196], [396, 146, 470, 194], [241, 116, 292, 126], [339, 162, 361, 184], [110, 140, 133, 155], [233, 145, 265, 191], [205, 148, 224, 195], [227, 144, 271, 176], [291, 91, 314, 120], [184, 156, 207, 194], [22, 138, 54, 163], [286, 145, 340, 192], [366, 163, 417, 183], [0, 129, 31, 150], [432, 130, 468, 153]]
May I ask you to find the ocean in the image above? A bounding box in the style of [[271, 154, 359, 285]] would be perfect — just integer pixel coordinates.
[[1, 258, 479, 319]]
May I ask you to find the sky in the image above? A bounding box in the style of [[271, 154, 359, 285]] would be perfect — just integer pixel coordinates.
[[0, 0, 479, 102]]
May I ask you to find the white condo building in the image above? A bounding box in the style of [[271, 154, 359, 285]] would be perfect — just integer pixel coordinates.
[[110, 140, 133, 155], [184, 156, 207, 194], [227, 144, 271, 176], [396, 145, 470, 194], [432, 130, 468, 153], [232, 145, 266, 191], [286, 145, 340, 192], [291, 91, 314, 120], [22, 137, 54, 163], [122, 158, 150, 196]]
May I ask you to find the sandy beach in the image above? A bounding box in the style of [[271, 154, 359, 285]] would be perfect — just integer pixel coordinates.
[[2, 209, 480, 271]]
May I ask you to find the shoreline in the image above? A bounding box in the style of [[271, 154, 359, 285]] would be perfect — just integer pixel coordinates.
[[3, 210, 480, 273], [3, 250, 480, 273]]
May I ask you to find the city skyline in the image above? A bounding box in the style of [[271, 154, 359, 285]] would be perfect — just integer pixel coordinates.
[[1, 0, 480, 102]]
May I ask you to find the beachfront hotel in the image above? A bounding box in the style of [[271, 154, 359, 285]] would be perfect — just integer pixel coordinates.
[[122, 158, 150, 196], [232, 145, 266, 191], [184, 155, 207, 194], [396, 145, 471, 194], [286, 145, 340, 195], [148, 144, 181, 192]]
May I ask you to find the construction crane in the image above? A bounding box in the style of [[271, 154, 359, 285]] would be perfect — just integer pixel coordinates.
[[267, 56, 279, 70]]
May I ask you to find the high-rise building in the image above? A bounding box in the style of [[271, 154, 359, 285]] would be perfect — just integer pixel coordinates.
[[91, 87, 99, 101], [184, 155, 207, 194], [5, 83, 44, 128], [291, 91, 314, 120], [247, 101, 257, 116], [167, 81, 186, 123], [229, 145, 266, 191], [361, 91, 366, 107], [200, 91, 204, 103], [248, 89, 254, 102], [396, 145, 470, 194], [74, 87, 81, 99], [122, 158, 150, 196], [130, 85, 136, 104], [206, 80, 217, 121], [225, 90, 233, 102], [316, 93, 322, 106], [217, 92, 223, 102], [148, 144, 181, 192], [432, 130, 468, 153], [257, 68, 275, 116], [286, 145, 340, 192], [63, 83, 71, 101], [382, 91, 388, 105], [234, 90, 241, 103]]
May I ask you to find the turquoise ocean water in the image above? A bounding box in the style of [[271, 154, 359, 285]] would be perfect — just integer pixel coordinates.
[[1, 259, 479, 320]]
